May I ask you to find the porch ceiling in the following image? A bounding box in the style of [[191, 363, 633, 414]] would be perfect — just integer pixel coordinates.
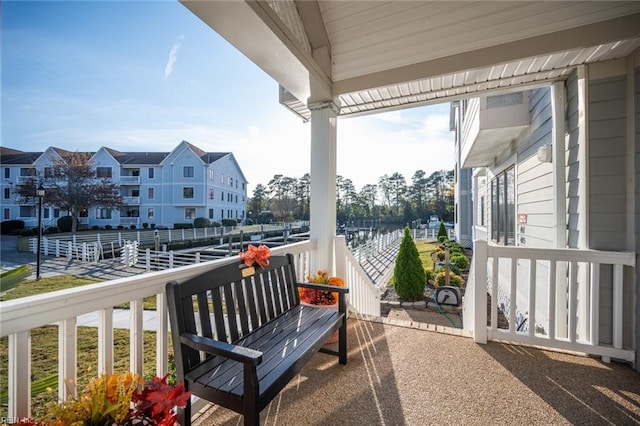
[[182, 1, 640, 117]]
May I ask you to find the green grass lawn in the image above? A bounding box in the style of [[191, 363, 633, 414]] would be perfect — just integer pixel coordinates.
[[0, 272, 166, 419]]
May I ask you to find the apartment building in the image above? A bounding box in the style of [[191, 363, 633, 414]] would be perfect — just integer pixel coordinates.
[[0, 140, 248, 229]]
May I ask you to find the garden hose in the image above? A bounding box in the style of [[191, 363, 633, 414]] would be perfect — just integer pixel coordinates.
[[433, 292, 463, 329]]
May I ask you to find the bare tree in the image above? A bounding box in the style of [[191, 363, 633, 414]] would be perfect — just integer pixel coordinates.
[[15, 151, 122, 234]]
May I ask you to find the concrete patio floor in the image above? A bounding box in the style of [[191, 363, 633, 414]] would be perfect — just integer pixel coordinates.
[[193, 314, 640, 426]]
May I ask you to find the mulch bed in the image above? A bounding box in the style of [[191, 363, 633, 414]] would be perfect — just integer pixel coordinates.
[[380, 246, 509, 329]]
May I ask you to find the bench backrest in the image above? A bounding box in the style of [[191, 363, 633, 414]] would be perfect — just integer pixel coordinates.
[[166, 253, 301, 374]]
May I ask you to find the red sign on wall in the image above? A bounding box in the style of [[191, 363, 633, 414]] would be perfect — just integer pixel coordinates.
[[518, 214, 527, 224]]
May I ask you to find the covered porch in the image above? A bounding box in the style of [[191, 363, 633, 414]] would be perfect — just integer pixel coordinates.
[[2, 0, 640, 423]]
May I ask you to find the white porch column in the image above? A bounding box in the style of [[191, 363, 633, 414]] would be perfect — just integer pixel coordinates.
[[309, 100, 339, 273]]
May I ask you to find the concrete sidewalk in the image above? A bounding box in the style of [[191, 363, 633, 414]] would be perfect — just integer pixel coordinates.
[[77, 309, 160, 331]]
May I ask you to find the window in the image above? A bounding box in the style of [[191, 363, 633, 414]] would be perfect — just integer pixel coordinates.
[[148, 187, 154, 200], [148, 208, 154, 219], [235, 195, 238, 203], [208, 169, 214, 181], [220, 173, 224, 183], [230, 177, 233, 186], [20, 206, 35, 217], [96, 208, 111, 219], [491, 167, 515, 245], [148, 168, 155, 179], [44, 167, 54, 178], [208, 188, 214, 200], [221, 191, 224, 201], [96, 167, 112, 178], [183, 187, 194, 199], [183, 166, 194, 178], [79, 209, 88, 218], [4, 168, 10, 179], [242, 183, 245, 191], [480, 196, 485, 226], [44, 208, 50, 219], [208, 208, 214, 219], [4, 208, 9, 220], [132, 189, 140, 197], [185, 208, 196, 220], [20, 168, 35, 177], [3, 188, 10, 199], [53, 208, 60, 218]]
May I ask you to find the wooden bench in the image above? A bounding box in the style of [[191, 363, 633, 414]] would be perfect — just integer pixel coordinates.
[[166, 253, 349, 426]]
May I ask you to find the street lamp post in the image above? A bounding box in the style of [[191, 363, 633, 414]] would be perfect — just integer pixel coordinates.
[[36, 185, 45, 280]]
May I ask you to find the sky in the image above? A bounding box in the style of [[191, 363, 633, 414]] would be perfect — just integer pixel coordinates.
[[1, 0, 454, 193]]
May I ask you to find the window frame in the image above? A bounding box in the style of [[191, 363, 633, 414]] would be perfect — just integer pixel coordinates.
[[96, 167, 113, 179], [490, 167, 515, 246], [183, 187, 194, 199], [183, 166, 195, 178]]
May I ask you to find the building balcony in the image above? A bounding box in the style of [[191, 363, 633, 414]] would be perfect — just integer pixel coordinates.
[[122, 196, 140, 205], [460, 92, 531, 168], [1, 238, 637, 423], [120, 176, 141, 185]]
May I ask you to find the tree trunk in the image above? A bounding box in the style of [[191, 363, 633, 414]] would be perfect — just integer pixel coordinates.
[[71, 211, 78, 235]]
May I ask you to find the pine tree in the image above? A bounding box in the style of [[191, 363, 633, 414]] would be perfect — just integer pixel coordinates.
[[438, 221, 448, 243], [393, 227, 426, 300]]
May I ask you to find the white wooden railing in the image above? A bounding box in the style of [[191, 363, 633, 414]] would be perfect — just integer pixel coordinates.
[[335, 235, 381, 317], [1, 240, 316, 419], [467, 240, 635, 363], [29, 224, 303, 260]]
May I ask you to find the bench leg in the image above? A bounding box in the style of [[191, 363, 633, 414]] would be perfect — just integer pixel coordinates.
[[244, 410, 259, 426], [338, 319, 347, 365], [179, 399, 192, 426]]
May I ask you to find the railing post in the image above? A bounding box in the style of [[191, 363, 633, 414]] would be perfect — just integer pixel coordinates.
[[145, 248, 151, 271], [473, 240, 488, 344], [8, 331, 30, 418], [335, 235, 347, 280]]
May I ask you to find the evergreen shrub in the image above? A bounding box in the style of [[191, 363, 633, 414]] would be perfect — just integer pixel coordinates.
[[173, 223, 193, 229], [450, 253, 469, 270], [57, 216, 73, 233], [194, 217, 211, 228], [0, 220, 25, 234], [221, 218, 238, 227], [393, 227, 426, 300], [437, 221, 448, 243], [434, 271, 464, 287]]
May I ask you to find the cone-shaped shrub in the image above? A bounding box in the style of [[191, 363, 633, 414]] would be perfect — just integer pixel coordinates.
[[393, 227, 426, 300], [437, 221, 448, 243]]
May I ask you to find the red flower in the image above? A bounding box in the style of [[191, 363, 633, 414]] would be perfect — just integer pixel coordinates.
[[129, 374, 191, 426]]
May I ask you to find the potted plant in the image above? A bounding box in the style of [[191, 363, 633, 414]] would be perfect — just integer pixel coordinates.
[[36, 372, 191, 425], [299, 270, 345, 343]]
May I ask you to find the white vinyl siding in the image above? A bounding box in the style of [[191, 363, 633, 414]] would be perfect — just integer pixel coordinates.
[[516, 87, 554, 249], [588, 73, 629, 347]]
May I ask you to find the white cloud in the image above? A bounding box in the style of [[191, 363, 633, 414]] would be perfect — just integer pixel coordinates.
[[164, 35, 184, 79]]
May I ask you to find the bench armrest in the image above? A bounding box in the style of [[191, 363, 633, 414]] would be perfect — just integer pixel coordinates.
[[296, 282, 349, 293], [180, 333, 263, 366]]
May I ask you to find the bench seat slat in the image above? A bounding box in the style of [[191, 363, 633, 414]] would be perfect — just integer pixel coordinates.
[[187, 306, 342, 398]]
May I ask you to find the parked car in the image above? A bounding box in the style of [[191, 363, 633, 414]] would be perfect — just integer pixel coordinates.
[[427, 215, 440, 229]]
